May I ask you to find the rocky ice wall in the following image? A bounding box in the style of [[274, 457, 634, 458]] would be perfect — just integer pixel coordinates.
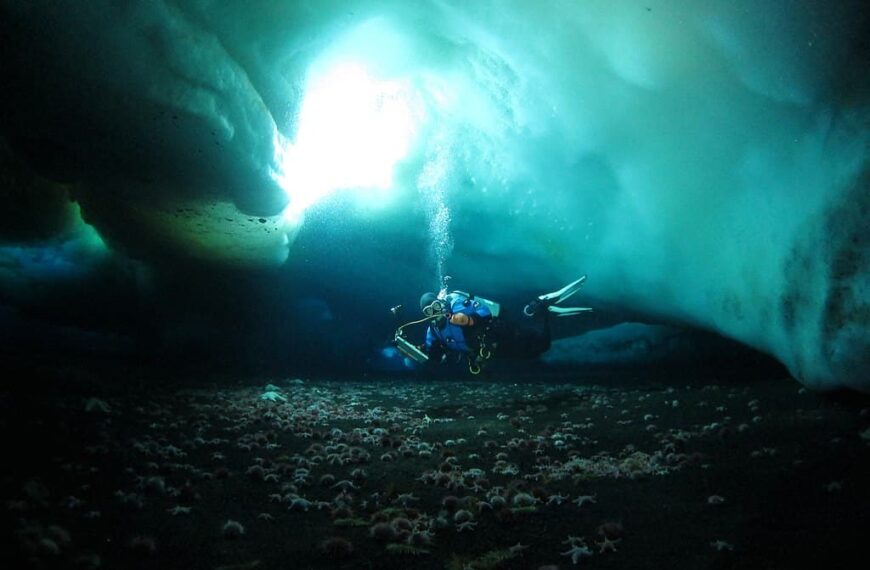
[[393, 1, 869, 391]]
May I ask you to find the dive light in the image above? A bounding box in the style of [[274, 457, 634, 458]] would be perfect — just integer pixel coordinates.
[[394, 333, 429, 364]]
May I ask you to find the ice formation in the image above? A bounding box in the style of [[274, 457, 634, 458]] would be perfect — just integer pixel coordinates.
[[0, 1, 867, 390]]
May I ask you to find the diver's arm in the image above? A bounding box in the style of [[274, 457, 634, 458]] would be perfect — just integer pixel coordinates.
[[421, 326, 448, 365], [448, 313, 475, 326], [448, 302, 493, 327], [426, 343, 445, 366], [422, 326, 437, 354], [424, 326, 437, 351]]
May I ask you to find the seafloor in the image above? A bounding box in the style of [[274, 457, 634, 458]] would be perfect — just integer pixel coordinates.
[[2, 367, 868, 570]]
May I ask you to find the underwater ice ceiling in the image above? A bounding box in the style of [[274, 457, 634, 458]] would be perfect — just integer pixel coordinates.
[[0, 0, 867, 392]]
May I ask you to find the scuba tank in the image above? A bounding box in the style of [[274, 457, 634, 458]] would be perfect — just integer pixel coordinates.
[[448, 290, 501, 317]]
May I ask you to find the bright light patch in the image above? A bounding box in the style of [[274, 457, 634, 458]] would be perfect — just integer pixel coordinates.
[[276, 63, 424, 214]]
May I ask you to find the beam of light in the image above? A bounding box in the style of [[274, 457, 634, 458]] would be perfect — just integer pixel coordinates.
[[274, 62, 425, 217]]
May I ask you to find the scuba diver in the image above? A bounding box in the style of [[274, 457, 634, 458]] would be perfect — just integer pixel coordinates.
[[393, 275, 591, 374]]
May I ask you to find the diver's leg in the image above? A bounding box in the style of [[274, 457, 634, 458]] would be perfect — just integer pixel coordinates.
[[547, 306, 593, 317], [537, 275, 586, 304], [492, 310, 550, 358], [510, 322, 550, 357], [524, 275, 591, 317], [536, 310, 552, 353]]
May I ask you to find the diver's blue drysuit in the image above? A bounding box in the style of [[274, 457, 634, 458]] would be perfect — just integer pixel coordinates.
[[417, 276, 589, 370], [424, 292, 493, 355]]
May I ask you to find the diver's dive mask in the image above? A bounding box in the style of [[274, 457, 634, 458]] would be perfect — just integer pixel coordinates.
[[422, 298, 448, 318]]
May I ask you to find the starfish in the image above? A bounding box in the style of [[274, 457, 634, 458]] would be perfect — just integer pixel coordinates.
[[562, 544, 593, 564], [710, 540, 733, 552], [456, 521, 477, 532], [167, 505, 191, 516], [596, 536, 620, 553], [288, 497, 312, 512], [394, 493, 419, 506], [84, 398, 111, 413], [62, 496, 84, 509], [547, 493, 570, 506], [508, 543, 529, 555], [332, 480, 358, 491], [573, 494, 597, 507], [707, 495, 726, 505], [259, 390, 286, 402]]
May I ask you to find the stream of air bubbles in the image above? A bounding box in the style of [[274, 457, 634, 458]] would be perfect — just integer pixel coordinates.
[[417, 138, 454, 292]]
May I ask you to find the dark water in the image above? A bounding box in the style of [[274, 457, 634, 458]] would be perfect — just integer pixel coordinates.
[[2, 367, 868, 570]]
